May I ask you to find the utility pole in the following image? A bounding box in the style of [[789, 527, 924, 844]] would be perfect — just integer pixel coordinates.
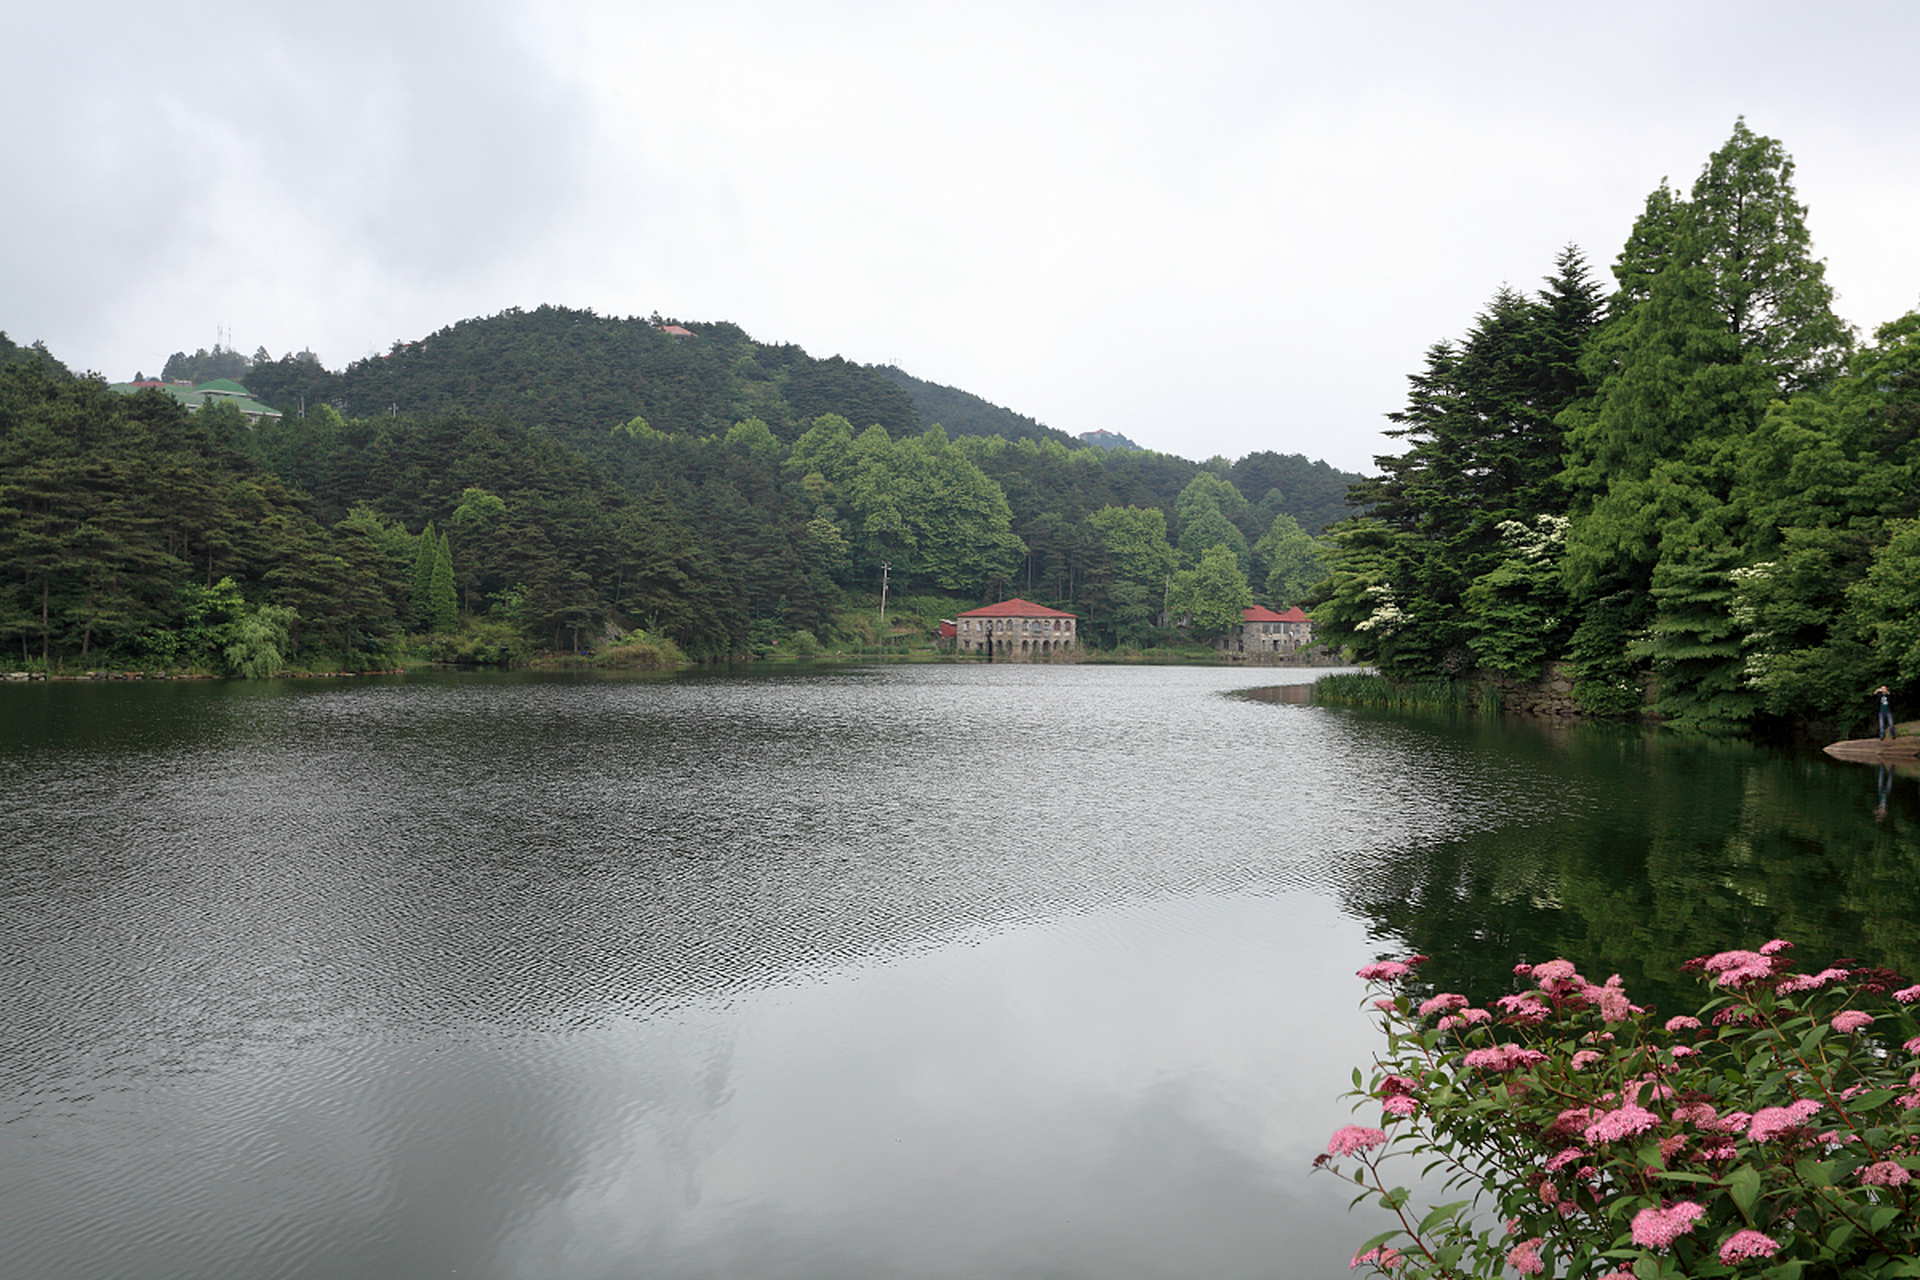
[[878, 562, 891, 658]]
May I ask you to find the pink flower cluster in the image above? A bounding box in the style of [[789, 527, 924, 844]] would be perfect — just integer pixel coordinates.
[[1831, 1009, 1874, 1033], [1505, 1237, 1545, 1276], [1859, 1160, 1913, 1187], [1777, 966, 1849, 994], [1702, 949, 1777, 988], [1583, 1102, 1659, 1144], [1748, 1098, 1821, 1142], [1327, 1125, 1388, 1156], [1357, 960, 1415, 981], [1717, 1229, 1779, 1262], [1630, 1201, 1705, 1249], [1350, 1245, 1402, 1270], [1463, 1044, 1549, 1072]]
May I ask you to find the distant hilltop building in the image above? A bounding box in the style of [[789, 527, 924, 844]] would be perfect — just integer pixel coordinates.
[[655, 324, 695, 338], [1077, 429, 1139, 451], [952, 598, 1078, 661], [109, 377, 282, 425]]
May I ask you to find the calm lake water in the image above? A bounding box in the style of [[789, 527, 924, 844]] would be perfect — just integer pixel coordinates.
[[3, 663, 1917, 1280]]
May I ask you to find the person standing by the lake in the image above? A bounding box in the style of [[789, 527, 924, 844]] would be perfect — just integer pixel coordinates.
[[1875, 684, 1895, 739]]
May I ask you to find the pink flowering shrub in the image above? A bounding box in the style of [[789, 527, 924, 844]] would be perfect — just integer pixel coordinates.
[[1318, 946, 1920, 1278]]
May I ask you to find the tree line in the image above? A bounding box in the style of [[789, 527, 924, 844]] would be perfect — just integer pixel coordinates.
[[0, 307, 1358, 672], [1314, 119, 1920, 735]]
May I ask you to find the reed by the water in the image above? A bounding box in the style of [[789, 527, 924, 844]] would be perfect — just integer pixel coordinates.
[[1311, 672, 1500, 713]]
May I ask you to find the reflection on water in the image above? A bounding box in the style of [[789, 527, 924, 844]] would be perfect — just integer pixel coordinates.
[[2, 666, 1918, 1280]]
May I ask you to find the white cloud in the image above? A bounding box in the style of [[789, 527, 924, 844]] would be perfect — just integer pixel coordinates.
[[6, 1, 1917, 471]]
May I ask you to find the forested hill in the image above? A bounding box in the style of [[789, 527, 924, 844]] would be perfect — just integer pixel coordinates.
[[1, 309, 1366, 674], [246, 307, 922, 444], [234, 305, 1358, 532], [872, 364, 1074, 448]]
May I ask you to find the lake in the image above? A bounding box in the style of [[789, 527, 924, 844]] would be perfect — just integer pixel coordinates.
[[3, 663, 1916, 1280]]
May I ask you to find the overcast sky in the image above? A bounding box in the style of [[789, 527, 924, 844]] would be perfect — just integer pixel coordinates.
[[8, 1, 1917, 474]]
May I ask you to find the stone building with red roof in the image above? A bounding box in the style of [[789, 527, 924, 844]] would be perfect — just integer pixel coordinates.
[[952, 598, 1078, 660], [1214, 605, 1313, 656]]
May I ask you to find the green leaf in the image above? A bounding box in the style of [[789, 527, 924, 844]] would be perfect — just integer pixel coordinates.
[[1352, 1228, 1400, 1257], [1417, 1200, 1471, 1233], [1869, 1203, 1903, 1233], [1797, 1156, 1834, 1187], [1726, 1164, 1761, 1216]]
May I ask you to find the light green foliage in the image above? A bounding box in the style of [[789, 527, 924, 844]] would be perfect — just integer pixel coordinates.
[[1174, 471, 1251, 572], [451, 487, 507, 527], [1088, 504, 1177, 590], [1461, 516, 1568, 677], [802, 513, 853, 581], [1087, 505, 1178, 645], [1849, 519, 1920, 686], [612, 414, 661, 441], [1254, 512, 1330, 608], [223, 603, 296, 678], [787, 416, 1024, 593], [1729, 313, 1920, 723], [1167, 543, 1251, 637], [723, 416, 783, 462], [1555, 121, 1856, 726]]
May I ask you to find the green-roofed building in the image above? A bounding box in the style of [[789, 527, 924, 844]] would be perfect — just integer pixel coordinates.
[[109, 377, 282, 424]]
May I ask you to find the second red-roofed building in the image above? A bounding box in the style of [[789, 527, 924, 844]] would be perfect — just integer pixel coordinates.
[[952, 598, 1078, 660], [1214, 605, 1314, 656]]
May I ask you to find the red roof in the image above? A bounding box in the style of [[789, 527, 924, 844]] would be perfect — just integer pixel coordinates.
[[957, 597, 1078, 620], [1242, 605, 1309, 623]]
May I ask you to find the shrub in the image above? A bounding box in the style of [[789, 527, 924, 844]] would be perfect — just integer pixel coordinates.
[[592, 630, 684, 669], [1320, 945, 1920, 1278]]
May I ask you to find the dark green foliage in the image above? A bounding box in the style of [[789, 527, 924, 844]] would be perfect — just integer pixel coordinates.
[[1322, 123, 1916, 736], [0, 360, 401, 670], [1317, 247, 1602, 678], [873, 365, 1077, 447], [0, 331, 73, 379], [1228, 451, 1357, 535], [251, 307, 918, 448], [160, 344, 252, 385], [428, 533, 458, 633]]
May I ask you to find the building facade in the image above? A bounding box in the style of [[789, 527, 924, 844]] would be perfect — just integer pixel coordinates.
[[952, 598, 1078, 660], [1214, 605, 1314, 656]]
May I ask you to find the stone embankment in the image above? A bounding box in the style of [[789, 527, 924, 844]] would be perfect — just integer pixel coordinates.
[[1477, 663, 1590, 717]]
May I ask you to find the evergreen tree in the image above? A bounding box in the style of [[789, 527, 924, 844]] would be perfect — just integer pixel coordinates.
[[1561, 120, 1853, 728], [410, 519, 437, 626], [429, 532, 458, 633]]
